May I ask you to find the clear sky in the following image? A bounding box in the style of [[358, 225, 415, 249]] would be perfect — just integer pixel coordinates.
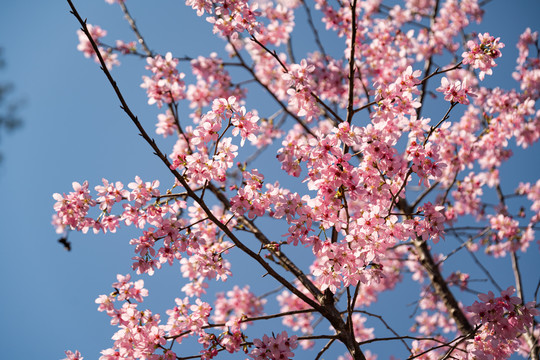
[[0, 1, 539, 359]]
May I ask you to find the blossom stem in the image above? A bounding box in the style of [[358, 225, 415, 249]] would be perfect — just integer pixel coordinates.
[[416, 0, 441, 119], [118, 1, 152, 56], [345, 0, 358, 126], [301, 0, 328, 60]]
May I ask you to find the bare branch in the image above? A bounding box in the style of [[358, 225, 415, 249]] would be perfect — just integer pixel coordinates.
[[314, 338, 336, 360]]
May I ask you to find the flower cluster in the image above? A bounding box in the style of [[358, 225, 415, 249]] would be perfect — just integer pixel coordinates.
[[248, 331, 298, 360], [169, 96, 260, 186], [283, 60, 319, 121], [436, 76, 475, 105], [450, 172, 485, 217], [250, 117, 284, 148], [141, 52, 186, 108], [513, 28, 540, 100], [406, 139, 446, 187], [95, 276, 169, 360], [257, 2, 296, 47], [372, 66, 422, 122], [230, 169, 267, 219], [187, 53, 245, 110], [52, 177, 236, 286], [114, 40, 137, 54], [213, 285, 266, 329], [52, 181, 97, 234], [62, 350, 83, 360], [277, 283, 315, 337], [165, 297, 211, 345], [415, 202, 446, 243], [465, 287, 539, 358], [462, 32, 505, 80], [485, 213, 534, 257], [518, 179, 540, 224], [189, 0, 261, 37], [155, 109, 178, 138], [76, 24, 119, 69], [446, 271, 470, 291]]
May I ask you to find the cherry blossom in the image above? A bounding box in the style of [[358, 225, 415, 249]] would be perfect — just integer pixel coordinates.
[[436, 77, 475, 105], [76, 24, 119, 69], [462, 32, 505, 80], [63, 350, 83, 360], [248, 331, 298, 360], [141, 52, 186, 108], [60, 1, 540, 359], [465, 287, 540, 358]]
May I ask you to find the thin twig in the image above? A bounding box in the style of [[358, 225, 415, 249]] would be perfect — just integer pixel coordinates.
[[345, 0, 358, 126], [119, 1, 152, 56], [452, 232, 503, 293], [351, 310, 412, 353], [302, 0, 328, 60], [411, 181, 440, 211], [314, 339, 336, 360]]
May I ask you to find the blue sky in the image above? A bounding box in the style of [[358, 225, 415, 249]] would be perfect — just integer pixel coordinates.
[[0, 0, 539, 359]]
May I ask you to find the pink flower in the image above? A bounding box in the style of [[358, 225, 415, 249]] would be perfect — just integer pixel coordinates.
[[231, 106, 260, 146], [76, 24, 119, 69], [141, 52, 186, 107], [76, 24, 106, 58], [185, 0, 213, 16], [462, 32, 505, 80], [52, 181, 97, 233], [465, 286, 540, 358], [248, 331, 298, 360], [436, 77, 475, 104], [156, 109, 178, 138], [206, 1, 261, 36], [63, 350, 83, 360], [212, 285, 265, 329], [282, 59, 315, 90]]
